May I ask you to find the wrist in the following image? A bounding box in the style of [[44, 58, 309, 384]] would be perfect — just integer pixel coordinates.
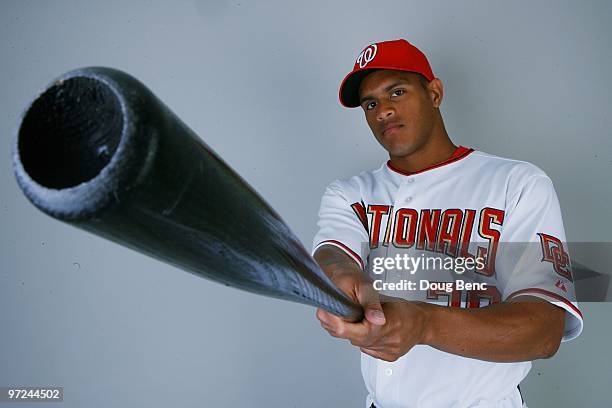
[[415, 301, 440, 346]]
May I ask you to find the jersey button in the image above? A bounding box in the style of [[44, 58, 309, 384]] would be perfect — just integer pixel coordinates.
[[405, 196, 412, 203], [408, 178, 415, 183], [385, 368, 393, 376]]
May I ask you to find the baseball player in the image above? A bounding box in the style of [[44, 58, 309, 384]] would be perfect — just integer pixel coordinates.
[[312, 39, 583, 408]]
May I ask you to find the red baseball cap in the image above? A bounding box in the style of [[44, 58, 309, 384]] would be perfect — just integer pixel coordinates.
[[338, 39, 435, 108]]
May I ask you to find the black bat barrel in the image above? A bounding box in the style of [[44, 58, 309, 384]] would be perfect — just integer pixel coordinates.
[[12, 67, 363, 322]]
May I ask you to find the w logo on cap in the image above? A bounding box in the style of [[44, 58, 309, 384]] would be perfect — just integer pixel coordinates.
[[356, 44, 378, 68], [340, 39, 435, 107]]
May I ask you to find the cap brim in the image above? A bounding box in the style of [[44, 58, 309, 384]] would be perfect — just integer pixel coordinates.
[[339, 69, 376, 108], [339, 66, 434, 108]]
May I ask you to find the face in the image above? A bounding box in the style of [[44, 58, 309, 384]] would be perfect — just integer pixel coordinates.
[[358, 70, 442, 158]]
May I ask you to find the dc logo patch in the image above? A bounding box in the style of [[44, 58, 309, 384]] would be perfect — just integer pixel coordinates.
[[538, 233, 573, 281], [356, 44, 378, 68]]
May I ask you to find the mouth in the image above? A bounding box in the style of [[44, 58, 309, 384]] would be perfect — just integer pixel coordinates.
[[381, 123, 403, 136]]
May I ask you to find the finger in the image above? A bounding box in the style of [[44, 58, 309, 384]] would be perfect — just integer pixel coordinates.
[[358, 279, 380, 305], [323, 315, 374, 340], [316, 308, 346, 328], [322, 326, 339, 337], [364, 299, 387, 326], [317, 308, 351, 335], [339, 319, 374, 340], [319, 321, 354, 340], [317, 309, 373, 340], [319, 321, 335, 333], [318, 320, 344, 339], [315, 308, 328, 322], [359, 284, 386, 325], [360, 347, 397, 362], [359, 347, 387, 360], [316, 308, 339, 324], [364, 304, 386, 325]]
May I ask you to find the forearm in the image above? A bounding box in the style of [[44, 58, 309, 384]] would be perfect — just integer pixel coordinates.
[[314, 245, 364, 280], [421, 297, 565, 362]]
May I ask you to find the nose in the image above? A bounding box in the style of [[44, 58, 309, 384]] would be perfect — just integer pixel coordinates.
[[376, 101, 395, 121]]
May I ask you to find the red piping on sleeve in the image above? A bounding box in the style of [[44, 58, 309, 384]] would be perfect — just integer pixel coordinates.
[[315, 239, 365, 270], [507, 288, 583, 319]]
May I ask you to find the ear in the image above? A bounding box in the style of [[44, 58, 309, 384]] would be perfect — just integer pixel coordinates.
[[427, 78, 444, 108]]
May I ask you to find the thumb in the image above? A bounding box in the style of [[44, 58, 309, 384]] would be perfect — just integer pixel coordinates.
[[364, 303, 386, 325]]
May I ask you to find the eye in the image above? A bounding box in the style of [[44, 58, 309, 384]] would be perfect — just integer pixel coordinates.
[[391, 89, 405, 97], [364, 101, 376, 111]]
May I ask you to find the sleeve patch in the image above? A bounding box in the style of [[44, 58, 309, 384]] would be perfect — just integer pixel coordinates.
[[538, 233, 573, 281]]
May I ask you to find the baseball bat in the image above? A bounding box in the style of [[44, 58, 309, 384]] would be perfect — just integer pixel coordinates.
[[12, 67, 363, 322]]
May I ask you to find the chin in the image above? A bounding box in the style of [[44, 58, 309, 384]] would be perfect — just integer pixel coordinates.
[[378, 131, 421, 157], [381, 139, 420, 158], [387, 136, 432, 159]]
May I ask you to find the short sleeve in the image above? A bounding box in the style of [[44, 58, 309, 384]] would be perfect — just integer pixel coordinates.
[[495, 174, 584, 341], [312, 181, 370, 270]]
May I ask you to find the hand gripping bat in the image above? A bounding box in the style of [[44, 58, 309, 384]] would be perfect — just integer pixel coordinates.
[[12, 67, 364, 322]]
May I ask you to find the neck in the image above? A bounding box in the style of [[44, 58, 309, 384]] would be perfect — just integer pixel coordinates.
[[389, 117, 457, 174]]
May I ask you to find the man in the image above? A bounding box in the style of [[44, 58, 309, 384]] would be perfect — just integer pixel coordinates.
[[312, 39, 583, 408]]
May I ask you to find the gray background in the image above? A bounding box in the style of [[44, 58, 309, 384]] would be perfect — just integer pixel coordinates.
[[1, 0, 610, 406]]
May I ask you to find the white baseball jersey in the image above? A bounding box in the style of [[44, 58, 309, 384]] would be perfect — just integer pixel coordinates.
[[312, 146, 583, 408]]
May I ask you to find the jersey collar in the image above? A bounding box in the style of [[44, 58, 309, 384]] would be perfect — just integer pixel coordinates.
[[386, 146, 475, 176]]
